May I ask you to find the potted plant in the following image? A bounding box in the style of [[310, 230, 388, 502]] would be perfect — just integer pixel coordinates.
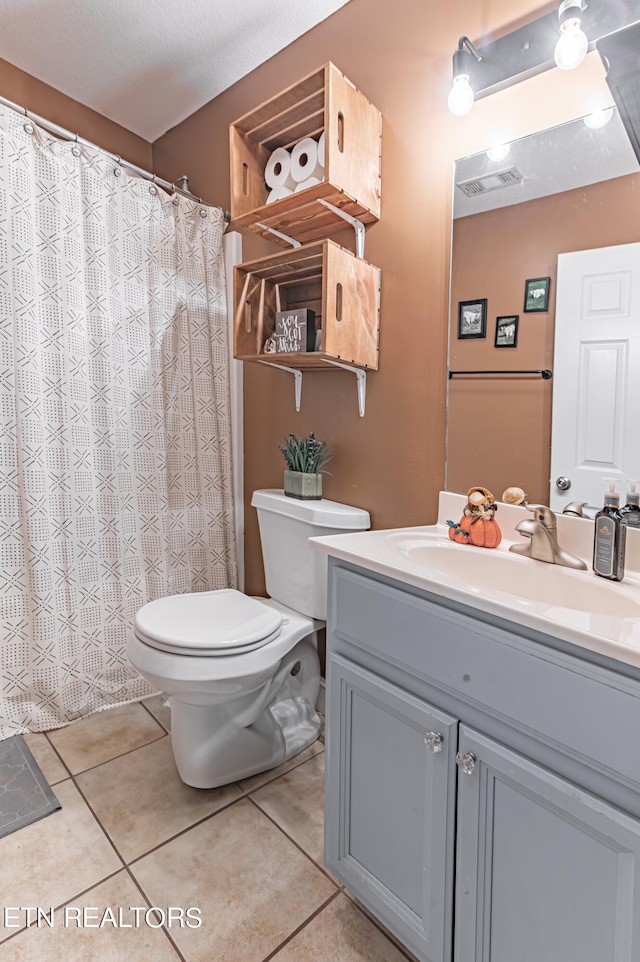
[[279, 432, 333, 500]]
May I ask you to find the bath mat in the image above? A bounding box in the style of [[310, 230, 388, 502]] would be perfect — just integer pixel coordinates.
[[0, 735, 61, 839]]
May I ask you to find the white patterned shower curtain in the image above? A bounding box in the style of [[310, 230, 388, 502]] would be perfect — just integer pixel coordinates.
[[0, 106, 236, 738]]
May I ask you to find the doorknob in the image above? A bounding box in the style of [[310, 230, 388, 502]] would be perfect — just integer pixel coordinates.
[[555, 476, 572, 491]]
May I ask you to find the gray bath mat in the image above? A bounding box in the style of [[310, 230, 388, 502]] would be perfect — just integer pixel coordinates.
[[0, 735, 61, 838]]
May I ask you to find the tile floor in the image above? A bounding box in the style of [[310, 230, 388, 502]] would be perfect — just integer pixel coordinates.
[[0, 698, 418, 962]]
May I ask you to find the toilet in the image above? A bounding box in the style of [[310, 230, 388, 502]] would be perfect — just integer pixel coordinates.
[[126, 489, 370, 788]]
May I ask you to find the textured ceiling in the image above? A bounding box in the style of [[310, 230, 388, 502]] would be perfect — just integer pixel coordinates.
[[0, 0, 351, 141]]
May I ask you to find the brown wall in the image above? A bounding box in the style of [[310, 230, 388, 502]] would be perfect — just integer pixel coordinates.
[[152, 0, 613, 595], [448, 171, 640, 505], [0, 58, 152, 169]]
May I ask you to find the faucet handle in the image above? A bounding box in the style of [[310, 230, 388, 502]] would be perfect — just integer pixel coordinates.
[[562, 501, 587, 517], [525, 504, 557, 527]]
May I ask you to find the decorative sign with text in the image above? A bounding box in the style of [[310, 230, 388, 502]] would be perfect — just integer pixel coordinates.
[[275, 309, 316, 353]]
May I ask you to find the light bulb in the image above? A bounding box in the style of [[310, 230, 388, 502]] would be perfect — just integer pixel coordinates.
[[584, 107, 614, 129], [448, 75, 474, 117], [554, 18, 588, 70], [486, 143, 510, 162]]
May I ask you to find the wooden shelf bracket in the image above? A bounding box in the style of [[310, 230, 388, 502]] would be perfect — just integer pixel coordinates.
[[320, 358, 367, 416], [316, 199, 366, 258], [258, 360, 303, 411]]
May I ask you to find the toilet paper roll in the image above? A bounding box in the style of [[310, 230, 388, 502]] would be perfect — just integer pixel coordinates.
[[290, 137, 321, 183], [294, 176, 323, 192], [264, 147, 295, 189], [317, 131, 325, 168], [265, 185, 293, 204]]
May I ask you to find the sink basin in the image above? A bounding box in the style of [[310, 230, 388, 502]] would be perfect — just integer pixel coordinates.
[[388, 533, 640, 620], [310, 495, 640, 666]]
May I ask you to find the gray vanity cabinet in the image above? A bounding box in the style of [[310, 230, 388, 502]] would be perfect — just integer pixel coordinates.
[[325, 654, 458, 962], [454, 726, 640, 962], [324, 559, 640, 962]]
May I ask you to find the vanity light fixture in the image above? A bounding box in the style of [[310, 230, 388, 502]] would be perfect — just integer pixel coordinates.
[[554, 0, 588, 71], [448, 37, 482, 116], [445, 6, 640, 160]]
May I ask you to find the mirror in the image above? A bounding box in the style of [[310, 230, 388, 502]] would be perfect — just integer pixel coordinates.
[[446, 106, 640, 507]]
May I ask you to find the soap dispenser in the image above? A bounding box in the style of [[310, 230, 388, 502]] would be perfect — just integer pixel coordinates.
[[593, 479, 626, 581], [620, 480, 640, 529]]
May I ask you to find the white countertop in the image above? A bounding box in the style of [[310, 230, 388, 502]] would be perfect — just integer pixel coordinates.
[[310, 492, 640, 670]]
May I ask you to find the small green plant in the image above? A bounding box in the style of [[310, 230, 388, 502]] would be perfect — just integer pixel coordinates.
[[279, 432, 333, 474]]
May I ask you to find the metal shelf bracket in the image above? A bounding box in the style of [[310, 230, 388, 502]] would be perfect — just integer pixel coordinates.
[[258, 361, 303, 411], [316, 199, 366, 258], [255, 223, 302, 249], [321, 358, 367, 416], [257, 358, 368, 416]]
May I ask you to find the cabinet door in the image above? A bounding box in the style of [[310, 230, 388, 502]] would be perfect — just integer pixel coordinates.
[[455, 726, 640, 962], [325, 653, 458, 962]]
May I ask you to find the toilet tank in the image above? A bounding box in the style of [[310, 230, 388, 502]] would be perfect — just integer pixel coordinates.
[[251, 489, 370, 620]]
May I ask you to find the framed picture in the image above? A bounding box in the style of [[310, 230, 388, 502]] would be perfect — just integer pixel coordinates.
[[523, 276, 550, 312], [495, 315, 519, 348], [458, 299, 487, 339]]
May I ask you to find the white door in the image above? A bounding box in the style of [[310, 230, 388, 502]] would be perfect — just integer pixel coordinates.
[[550, 242, 640, 515]]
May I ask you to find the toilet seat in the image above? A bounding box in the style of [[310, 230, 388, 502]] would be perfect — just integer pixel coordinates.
[[134, 589, 283, 656]]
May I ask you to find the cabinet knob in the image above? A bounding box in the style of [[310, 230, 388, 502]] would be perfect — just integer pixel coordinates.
[[424, 731, 444, 753], [455, 751, 477, 774]]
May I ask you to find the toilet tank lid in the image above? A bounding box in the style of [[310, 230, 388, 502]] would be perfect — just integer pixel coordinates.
[[251, 489, 370, 530]]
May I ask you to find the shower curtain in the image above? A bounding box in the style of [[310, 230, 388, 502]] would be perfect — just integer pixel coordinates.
[[0, 105, 236, 738]]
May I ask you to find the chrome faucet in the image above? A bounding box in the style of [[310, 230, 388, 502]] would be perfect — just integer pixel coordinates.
[[509, 504, 587, 570]]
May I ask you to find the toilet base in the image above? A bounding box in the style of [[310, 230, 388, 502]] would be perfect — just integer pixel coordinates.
[[169, 638, 321, 789]]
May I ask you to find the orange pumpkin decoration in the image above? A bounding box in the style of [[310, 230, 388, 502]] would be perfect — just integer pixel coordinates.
[[468, 516, 501, 548], [448, 517, 473, 544], [448, 515, 502, 548]]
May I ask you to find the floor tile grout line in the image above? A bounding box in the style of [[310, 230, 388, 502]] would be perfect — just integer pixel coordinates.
[[121, 747, 324, 868], [42, 730, 75, 780], [343, 892, 421, 962], [123, 866, 189, 962], [52, 741, 323, 874], [139, 696, 172, 735], [258, 888, 343, 962], [48, 730, 168, 779], [245, 793, 341, 890], [0, 867, 125, 946], [125, 791, 249, 867], [237, 743, 325, 796], [46, 717, 321, 785], [69, 770, 131, 869]]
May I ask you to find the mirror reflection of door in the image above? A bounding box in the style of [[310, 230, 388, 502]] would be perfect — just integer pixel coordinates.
[[447, 107, 640, 506], [550, 243, 640, 515]]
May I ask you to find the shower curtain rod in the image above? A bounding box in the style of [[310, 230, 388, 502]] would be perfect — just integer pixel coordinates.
[[0, 92, 231, 221]]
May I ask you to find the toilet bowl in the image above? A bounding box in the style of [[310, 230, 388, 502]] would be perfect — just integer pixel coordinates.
[[126, 490, 370, 788]]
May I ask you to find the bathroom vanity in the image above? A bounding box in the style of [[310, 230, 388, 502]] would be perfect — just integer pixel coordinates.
[[312, 494, 640, 962]]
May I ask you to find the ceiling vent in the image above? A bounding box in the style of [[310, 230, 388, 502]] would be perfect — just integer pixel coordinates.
[[456, 167, 523, 197]]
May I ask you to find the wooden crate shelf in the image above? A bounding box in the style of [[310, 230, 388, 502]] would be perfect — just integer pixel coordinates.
[[230, 63, 382, 247], [234, 239, 380, 371]]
